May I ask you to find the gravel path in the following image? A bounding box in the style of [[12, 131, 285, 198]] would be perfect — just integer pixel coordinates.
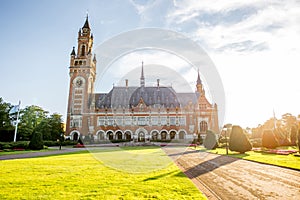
[[164, 147, 300, 200]]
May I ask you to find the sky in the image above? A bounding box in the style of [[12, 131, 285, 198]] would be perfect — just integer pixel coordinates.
[[0, 0, 300, 128]]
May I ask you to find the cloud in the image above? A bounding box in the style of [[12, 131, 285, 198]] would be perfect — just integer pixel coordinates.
[[167, 0, 300, 54]]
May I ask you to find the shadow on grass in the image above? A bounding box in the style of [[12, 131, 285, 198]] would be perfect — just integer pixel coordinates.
[[143, 170, 186, 181]]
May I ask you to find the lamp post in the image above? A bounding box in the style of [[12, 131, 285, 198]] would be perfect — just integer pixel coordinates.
[[223, 127, 228, 155], [59, 133, 63, 150]]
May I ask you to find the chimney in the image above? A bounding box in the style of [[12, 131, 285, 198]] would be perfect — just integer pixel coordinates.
[[157, 79, 160, 88], [125, 79, 128, 88]]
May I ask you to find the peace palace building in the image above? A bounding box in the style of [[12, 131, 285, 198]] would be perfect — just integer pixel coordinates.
[[66, 18, 219, 141]]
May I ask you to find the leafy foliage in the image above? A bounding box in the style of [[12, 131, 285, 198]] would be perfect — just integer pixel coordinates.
[[203, 130, 218, 150], [262, 129, 279, 149], [0, 99, 65, 142], [229, 125, 252, 153]]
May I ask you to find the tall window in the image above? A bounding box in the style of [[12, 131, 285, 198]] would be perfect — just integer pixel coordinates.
[[81, 45, 85, 56], [160, 116, 167, 125], [170, 117, 176, 125], [70, 116, 82, 128], [200, 121, 208, 133], [98, 117, 105, 126]]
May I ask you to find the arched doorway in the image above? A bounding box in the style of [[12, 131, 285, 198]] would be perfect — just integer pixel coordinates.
[[200, 121, 208, 133], [151, 130, 159, 141], [70, 131, 80, 141], [161, 131, 167, 141], [97, 131, 105, 141], [170, 130, 176, 140], [116, 131, 122, 140], [179, 131, 185, 140], [138, 131, 145, 142], [73, 133, 78, 141], [107, 131, 113, 140], [124, 131, 132, 140]]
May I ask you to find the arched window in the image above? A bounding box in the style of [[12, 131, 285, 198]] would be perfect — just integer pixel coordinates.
[[200, 121, 208, 133], [81, 45, 85, 56]]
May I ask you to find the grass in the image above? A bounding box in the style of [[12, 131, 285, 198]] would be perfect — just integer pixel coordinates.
[[0, 147, 206, 200], [208, 147, 300, 170]]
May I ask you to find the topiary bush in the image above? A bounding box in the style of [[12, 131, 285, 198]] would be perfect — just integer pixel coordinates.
[[203, 130, 218, 150], [229, 125, 252, 153], [29, 130, 44, 150], [262, 129, 279, 149]]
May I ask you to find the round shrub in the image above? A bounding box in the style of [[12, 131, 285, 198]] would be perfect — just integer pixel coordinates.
[[229, 125, 252, 153], [262, 129, 279, 149], [203, 130, 218, 150]]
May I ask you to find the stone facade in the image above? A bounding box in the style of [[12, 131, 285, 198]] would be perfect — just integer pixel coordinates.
[[66, 17, 219, 141]]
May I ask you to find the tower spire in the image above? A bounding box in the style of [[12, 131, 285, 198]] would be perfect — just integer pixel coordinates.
[[83, 14, 90, 30], [196, 69, 202, 85], [140, 61, 145, 87], [196, 69, 203, 93]]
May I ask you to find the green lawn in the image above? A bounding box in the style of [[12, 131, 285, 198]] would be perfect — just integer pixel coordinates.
[[208, 147, 300, 170], [0, 147, 206, 200]]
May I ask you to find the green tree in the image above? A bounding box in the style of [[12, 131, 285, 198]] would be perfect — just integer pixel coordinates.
[[203, 130, 218, 150], [18, 105, 48, 140], [0, 98, 13, 129], [0, 98, 15, 142], [229, 125, 252, 153], [48, 113, 64, 141], [262, 129, 279, 149]]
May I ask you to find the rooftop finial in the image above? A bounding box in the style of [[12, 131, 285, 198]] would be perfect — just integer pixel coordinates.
[[140, 61, 145, 87]]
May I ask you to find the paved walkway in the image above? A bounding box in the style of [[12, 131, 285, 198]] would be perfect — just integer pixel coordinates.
[[164, 147, 300, 200], [0, 147, 85, 160]]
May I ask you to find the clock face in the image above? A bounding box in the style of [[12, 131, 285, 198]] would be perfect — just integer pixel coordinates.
[[76, 79, 83, 87]]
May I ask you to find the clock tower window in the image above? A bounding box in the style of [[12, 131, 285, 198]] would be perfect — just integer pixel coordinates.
[[81, 45, 86, 56]]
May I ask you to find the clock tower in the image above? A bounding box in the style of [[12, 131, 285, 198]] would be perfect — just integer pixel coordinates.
[[66, 16, 97, 139]]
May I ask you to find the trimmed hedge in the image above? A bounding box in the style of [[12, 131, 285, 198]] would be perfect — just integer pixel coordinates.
[[262, 129, 279, 149], [229, 125, 252, 153], [203, 130, 218, 150], [0, 141, 29, 150], [29, 131, 43, 150]]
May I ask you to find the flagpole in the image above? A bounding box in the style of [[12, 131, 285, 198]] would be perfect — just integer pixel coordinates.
[[13, 101, 21, 142]]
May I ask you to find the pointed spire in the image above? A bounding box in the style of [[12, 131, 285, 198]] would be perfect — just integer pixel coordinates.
[[93, 54, 97, 62], [70, 46, 76, 56], [140, 61, 145, 87], [197, 69, 202, 85], [83, 14, 90, 29]]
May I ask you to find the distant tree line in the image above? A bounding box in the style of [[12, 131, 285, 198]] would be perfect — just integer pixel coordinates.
[[0, 97, 64, 143]]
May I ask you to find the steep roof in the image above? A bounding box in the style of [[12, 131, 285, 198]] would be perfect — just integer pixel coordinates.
[[95, 86, 200, 109]]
